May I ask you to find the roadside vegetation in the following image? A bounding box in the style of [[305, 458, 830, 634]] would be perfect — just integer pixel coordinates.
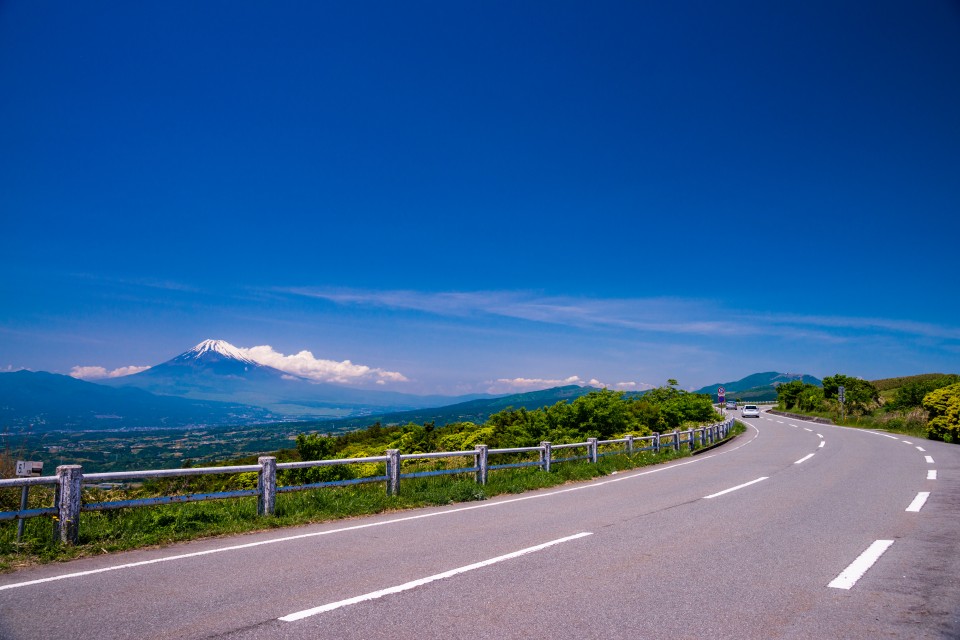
[[1, 384, 738, 571], [774, 373, 960, 441]]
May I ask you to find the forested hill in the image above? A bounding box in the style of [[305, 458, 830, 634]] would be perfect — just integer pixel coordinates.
[[298, 385, 598, 432]]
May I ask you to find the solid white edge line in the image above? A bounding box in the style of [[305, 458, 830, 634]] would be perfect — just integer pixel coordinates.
[[795, 453, 815, 464], [703, 477, 767, 499], [279, 532, 593, 622], [925, 456, 935, 464], [0, 424, 764, 593], [828, 540, 894, 589], [927, 470, 937, 480], [906, 492, 930, 512]]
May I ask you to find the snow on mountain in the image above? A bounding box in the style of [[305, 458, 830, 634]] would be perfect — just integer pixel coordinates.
[[174, 339, 261, 367]]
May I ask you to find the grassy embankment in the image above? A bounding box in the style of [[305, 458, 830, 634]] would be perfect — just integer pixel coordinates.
[[0, 424, 744, 572]]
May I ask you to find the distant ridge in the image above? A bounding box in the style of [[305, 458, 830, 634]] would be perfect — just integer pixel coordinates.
[[694, 371, 822, 402], [299, 385, 599, 431], [0, 370, 273, 431]]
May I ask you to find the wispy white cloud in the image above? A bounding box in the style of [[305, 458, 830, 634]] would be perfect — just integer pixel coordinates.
[[239, 345, 408, 385], [70, 365, 151, 380], [280, 287, 960, 344]]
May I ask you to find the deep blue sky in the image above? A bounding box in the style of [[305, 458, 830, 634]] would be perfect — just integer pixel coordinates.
[[2, 1, 958, 394]]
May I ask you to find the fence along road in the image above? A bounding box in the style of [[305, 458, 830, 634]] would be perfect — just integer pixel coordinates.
[[1, 410, 958, 639]]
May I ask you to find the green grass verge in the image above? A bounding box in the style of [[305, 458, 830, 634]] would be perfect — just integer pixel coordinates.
[[0, 428, 744, 573]]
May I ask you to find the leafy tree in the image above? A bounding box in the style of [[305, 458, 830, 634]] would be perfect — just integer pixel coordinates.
[[797, 386, 825, 412], [923, 383, 960, 443], [776, 380, 807, 410], [822, 374, 879, 414], [890, 375, 960, 410]]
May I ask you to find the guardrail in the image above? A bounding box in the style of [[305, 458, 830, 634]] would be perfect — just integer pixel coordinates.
[[0, 419, 735, 545]]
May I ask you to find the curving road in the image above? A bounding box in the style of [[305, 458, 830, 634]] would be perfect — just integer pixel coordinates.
[[1, 409, 958, 639]]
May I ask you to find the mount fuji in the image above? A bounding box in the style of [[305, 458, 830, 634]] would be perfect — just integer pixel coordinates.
[[106, 339, 490, 418]]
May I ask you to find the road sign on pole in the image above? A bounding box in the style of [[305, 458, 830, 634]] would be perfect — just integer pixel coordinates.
[[718, 387, 725, 403]]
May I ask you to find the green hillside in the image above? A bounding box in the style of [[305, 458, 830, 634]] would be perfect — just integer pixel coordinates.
[[694, 372, 821, 401]]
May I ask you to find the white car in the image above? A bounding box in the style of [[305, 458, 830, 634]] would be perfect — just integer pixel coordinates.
[[741, 405, 761, 418]]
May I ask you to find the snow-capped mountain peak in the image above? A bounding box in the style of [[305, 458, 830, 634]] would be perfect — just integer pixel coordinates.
[[182, 339, 259, 365]]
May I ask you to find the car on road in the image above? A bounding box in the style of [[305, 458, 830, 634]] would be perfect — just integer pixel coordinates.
[[725, 400, 737, 410], [741, 404, 761, 418]]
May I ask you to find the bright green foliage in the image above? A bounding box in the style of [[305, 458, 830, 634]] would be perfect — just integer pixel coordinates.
[[291, 433, 355, 484], [777, 381, 824, 412], [923, 383, 960, 443], [822, 374, 879, 414], [776, 380, 807, 409], [890, 375, 960, 410]]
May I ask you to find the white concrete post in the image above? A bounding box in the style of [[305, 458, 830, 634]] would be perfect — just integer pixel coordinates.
[[474, 445, 488, 485], [258, 456, 276, 516], [540, 442, 552, 472], [626, 435, 634, 455], [588, 438, 598, 464], [386, 449, 400, 496], [54, 465, 83, 545]]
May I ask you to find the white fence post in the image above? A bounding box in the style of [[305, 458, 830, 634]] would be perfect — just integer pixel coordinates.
[[474, 445, 488, 485], [540, 442, 552, 472], [626, 435, 634, 455], [258, 456, 276, 516], [673, 430, 680, 452], [654, 432, 660, 453], [54, 465, 83, 545], [588, 438, 598, 464], [386, 449, 400, 496]]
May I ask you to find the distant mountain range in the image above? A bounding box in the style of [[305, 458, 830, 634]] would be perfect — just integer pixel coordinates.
[[0, 369, 274, 431], [694, 371, 822, 402], [104, 339, 491, 418], [0, 338, 821, 431]]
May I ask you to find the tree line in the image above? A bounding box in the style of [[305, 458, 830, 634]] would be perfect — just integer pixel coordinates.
[[775, 373, 960, 442]]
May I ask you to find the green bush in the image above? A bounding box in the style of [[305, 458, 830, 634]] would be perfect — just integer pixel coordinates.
[[923, 383, 960, 442]]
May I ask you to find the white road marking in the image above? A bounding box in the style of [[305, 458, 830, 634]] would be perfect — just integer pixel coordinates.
[[925, 456, 935, 464], [703, 477, 768, 499], [804, 428, 813, 432], [818, 441, 825, 448], [828, 540, 894, 589], [817, 433, 823, 438], [795, 453, 815, 464], [916, 446, 926, 452], [927, 470, 937, 480], [902, 440, 913, 445], [0, 423, 763, 592], [906, 492, 930, 512], [279, 532, 593, 622]]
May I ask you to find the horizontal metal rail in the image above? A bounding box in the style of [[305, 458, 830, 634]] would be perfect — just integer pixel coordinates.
[[83, 489, 259, 512], [0, 507, 57, 521], [401, 467, 480, 480], [489, 460, 542, 471], [277, 455, 387, 470], [400, 450, 475, 461], [279, 475, 387, 492], [0, 476, 58, 489], [83, 465, 260, 483]]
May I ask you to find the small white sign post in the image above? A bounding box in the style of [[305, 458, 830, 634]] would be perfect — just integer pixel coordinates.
[[14, 461, 43, 543]]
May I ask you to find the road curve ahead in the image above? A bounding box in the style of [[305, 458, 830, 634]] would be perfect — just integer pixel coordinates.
[[1, 410, 958, 639]]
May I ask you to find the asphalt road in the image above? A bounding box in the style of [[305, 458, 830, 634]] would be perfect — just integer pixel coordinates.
[[1, 409, 958, 639]]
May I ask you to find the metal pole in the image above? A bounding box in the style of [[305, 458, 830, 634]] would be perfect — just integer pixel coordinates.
[[17, 486, 28, 543]]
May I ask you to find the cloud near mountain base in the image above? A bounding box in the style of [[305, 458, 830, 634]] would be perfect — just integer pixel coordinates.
[[238, 345, 408, 385], [70, 365, 151, 380]]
